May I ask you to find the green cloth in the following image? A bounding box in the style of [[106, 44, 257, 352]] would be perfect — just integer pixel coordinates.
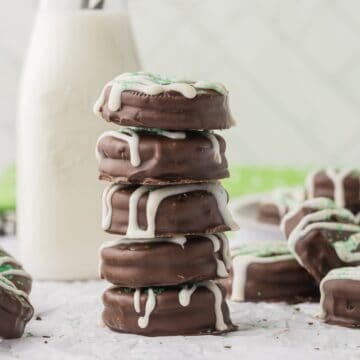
[[0, 165, 307, 213], [0, 165, 16, 212], [222, 166, 307, 198]]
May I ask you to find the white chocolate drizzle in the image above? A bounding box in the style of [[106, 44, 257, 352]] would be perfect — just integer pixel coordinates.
[[287, 207, 360, 266], [101, 183, 126, 230], [280, 197, 337, 234], [96, 128, 188, 169], [102, 182, 239, 237], [203, 132, 221, 164], [93, 72, 228, 116], [319, 266, 360, 318], [134, 288, 157, 329], [333, 233, 360, 263], [178, 280, 228, 331], [306, 168, 359, 208], [230, 241, 293, 301], [201, 234, 231, 277], [0, 247, 30, 298], [96, 129, 140, 167]]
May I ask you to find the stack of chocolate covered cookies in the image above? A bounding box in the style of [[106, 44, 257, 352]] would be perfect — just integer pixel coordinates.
[[94, 72, 238, 336]]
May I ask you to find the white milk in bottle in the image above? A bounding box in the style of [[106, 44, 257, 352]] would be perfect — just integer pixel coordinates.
[[17, 0, 140, 279]]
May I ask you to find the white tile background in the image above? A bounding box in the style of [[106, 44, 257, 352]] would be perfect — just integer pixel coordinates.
[[1, 0, 360, 171]]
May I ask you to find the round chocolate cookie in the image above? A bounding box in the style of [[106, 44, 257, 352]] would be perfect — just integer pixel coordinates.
[[258, 187, 304, 225], [96, 129, 229, 185], [100, 234, 231, 288], [220, 241, 318, 303], [320, 267, 360, 328], [93, 72, 233, 130], [281, 198, 360, 283], [0, 247, 33, 339], [102, 182, 239, 237], [306, 168, 360, 214], [102, 281, 236, 336]]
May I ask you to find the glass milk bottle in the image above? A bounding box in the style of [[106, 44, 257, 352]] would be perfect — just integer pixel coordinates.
[[17, 0, 140, 279]]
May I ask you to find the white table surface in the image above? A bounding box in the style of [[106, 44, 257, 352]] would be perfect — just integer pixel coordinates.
[[1, 236, 359, 360]]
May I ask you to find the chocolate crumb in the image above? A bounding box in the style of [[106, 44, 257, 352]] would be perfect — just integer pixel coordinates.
[[308, 322, 314, 325], [224, 345, 232, 349], [36, 316, 42, 321], [42, 335, 51, 339]]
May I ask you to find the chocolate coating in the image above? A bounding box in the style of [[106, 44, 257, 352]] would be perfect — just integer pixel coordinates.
[[322, 279, 360, 328], [102, 284, 235, 336], [307, 171, 360, 213], [106, 185, 233, 236], [294, 229, 359, 283], [258, 203, 282, 225], [0, 288, 33, 339], [98, 131, 229, 185], [99, 87, 232, 130], [221, 259, 318, 303], [101, 235, 229, 288]]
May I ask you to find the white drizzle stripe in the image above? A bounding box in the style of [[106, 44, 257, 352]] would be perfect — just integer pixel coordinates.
[[280, 197, 337, 234], [178, 281, 228, 331], [319, 266, 360, 318], [201, 234, 230, 277], [287, 208, 359, 266], [101, 184, 125, 230], [93, 72, 227, 115], [231, 254, 294, 302], [325, 168, 353, 208], [134, 289, 141, 313], [0, 276, 29, 299], [95, 129, 140, 167], [305, 170, 317, 200], [203, 133, 221, 164], [178, 284, 197, 306], [157, 130, 186, 139], [137, 289, 156, 329], [0, 247, 30, 298], [100, 183, 238, 238], [333, 233, 360, 263]]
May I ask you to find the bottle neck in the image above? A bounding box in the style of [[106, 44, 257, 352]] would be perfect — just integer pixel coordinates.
[[40, 0, 127, 11]]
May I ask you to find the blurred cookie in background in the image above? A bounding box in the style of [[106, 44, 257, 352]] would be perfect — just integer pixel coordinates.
[[305, 168, 360, 214], [257, 187, 304, 225]]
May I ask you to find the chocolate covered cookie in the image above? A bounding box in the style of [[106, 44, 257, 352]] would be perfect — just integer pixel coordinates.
[[258, 187, 304, 225], [94, 72, 233, 130], [221, 241, 318, 303], [100, 234, 231, 288], [282, 198, 360, 283], [0, 247, 33, 339], [320, 266, 360, 328], [96, 128, 229, 184], [306, 168, 360, 213], [102, 281, 235, 336], [102, 182, 239, 237]]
